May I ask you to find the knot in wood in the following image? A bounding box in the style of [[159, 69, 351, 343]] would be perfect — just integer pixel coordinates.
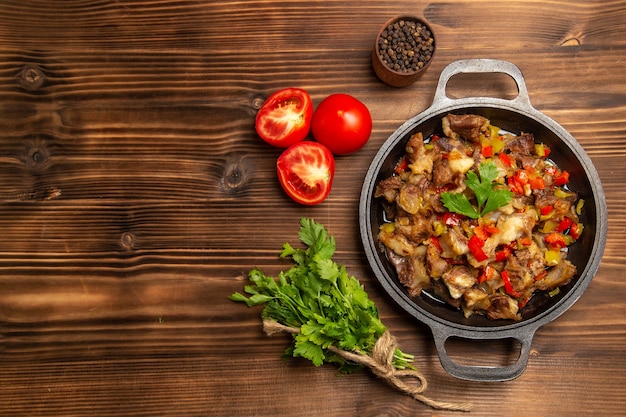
[[252, 96, 265, 109], [120, 232, 137, 250], [20, 64, 45, 91], [221, 154, 250, 193], [22, 135, 52, 171]]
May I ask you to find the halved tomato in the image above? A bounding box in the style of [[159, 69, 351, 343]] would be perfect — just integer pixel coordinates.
[[255, 87, 313, 148], [276, 141, 335, 205]]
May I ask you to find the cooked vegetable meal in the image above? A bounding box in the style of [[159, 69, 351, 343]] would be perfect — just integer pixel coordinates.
[[375, 114, 584, 321]]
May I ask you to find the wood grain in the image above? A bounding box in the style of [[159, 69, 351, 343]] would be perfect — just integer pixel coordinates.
[[0, 1, 625, 416]]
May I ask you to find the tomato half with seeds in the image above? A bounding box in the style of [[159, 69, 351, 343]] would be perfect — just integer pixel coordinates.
[[255, 88, 313, 148], [276, 141, 335, 205]]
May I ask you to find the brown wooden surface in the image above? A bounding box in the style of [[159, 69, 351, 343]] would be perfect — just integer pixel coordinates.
[[0, 1, 624, 416]]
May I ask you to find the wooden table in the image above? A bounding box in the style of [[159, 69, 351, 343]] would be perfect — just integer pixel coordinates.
[[0, 1, 624, 416]]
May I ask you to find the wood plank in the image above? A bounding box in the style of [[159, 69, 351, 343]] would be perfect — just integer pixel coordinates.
[[0, 0, 625, 416]]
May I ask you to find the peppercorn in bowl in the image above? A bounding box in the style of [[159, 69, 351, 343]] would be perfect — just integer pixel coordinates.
[[372, 16, 436, 87]]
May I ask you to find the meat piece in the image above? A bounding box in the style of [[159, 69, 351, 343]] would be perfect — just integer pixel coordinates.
[[497, 212, 536, 245], [398, 183, 423, 214], [407, 256, 431, 296], [442, 266, 476, 299], [432, 159, 454, 186], [447, 148, 475, 174], [533, 188, 560, 212], [552, 198, 575, 221], [395, 215, 432, 244], [439, 226, 469, 257], [463, 287, 491, 315], [426, 243, 449, 278], [378, 227, 420, 257], [433, 135, 458, 153], [505, 133, 535, 156], [505, 249, 533, 293], [430, 280, 462, 308], [442, 114, 489, 142], [424, 185, 446, 213], [387, 249, 411, 285], [406, 132, 425, 161], [527, 250, 548, 279], [375, 176, 403, 203], [386, 250, 431, 297], [405, 132, 433, 174], [535, 259, 577, 291], [487, 295, 520, 321]]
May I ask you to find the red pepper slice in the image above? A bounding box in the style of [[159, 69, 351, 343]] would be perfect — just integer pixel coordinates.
[[440, 212, 464, 226], [481, 145, 493, 157], [508, 170, 528, 194], [518, 236, 533, 246], [468, 235, 488, 262], [498, 152, 513, 167], [478, 265, 496, 283], [518, 297, 531, 308], [570, 222, 583, 240], [483, 224, 500, 235], [554, 170, 570, 186], [473, 224, 498, 241], [495, 245, 512, 262], [542, 146, 551, 158], [540, 205, 554, 216], [528, 175, 546, 190], [473, 225, 489, 241], [557, 217, 573, 232], [501, 270, 523, 298], [545, 232, 567, 249], [394, 155, 409, 174]]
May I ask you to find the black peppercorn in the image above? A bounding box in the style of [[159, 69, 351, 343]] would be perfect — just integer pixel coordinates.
[[377, 19, 435, 74]]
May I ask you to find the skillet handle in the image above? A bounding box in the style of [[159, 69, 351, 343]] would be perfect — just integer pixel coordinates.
[[431, 326, 536, 382], [432, 59, 533, 110]]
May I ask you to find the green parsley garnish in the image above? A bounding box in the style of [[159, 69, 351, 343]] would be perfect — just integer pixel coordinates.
[[441, 161, 513, 219], [230, 218, 415, 373]]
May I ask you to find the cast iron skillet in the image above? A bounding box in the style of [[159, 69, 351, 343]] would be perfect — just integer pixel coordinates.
[[359, 59, 607, 382]]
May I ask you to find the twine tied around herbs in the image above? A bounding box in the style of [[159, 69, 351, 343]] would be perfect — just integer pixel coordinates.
[[262, 319, 472, 412]]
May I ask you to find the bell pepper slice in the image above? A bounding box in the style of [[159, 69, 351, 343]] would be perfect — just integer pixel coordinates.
[[478, 265, 496, 283], [440, 212, 464, 226], [557, 217, 573, 233], [554, 169, 570, 186], [495, 245, 512, 262], [545, 232, 567, 249], [468, 235, 488, 262], [499, 152, 513, 167], [570, 222, 583, 240], [501, 270, 523, 298], [545, 249, 561, 266], [540, 205, 554, 216]]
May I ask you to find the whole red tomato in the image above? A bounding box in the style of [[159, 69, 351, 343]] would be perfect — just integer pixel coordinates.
[[255, 88, 313, 148], [311, 93, 372, 155], [276, 141, 335, 205]]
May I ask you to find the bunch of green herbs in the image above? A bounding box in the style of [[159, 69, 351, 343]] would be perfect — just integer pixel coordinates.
[[230, 218, 414, 373]]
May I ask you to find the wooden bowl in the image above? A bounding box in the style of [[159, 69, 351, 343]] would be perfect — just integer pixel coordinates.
[[372, 16, 436, 87]]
